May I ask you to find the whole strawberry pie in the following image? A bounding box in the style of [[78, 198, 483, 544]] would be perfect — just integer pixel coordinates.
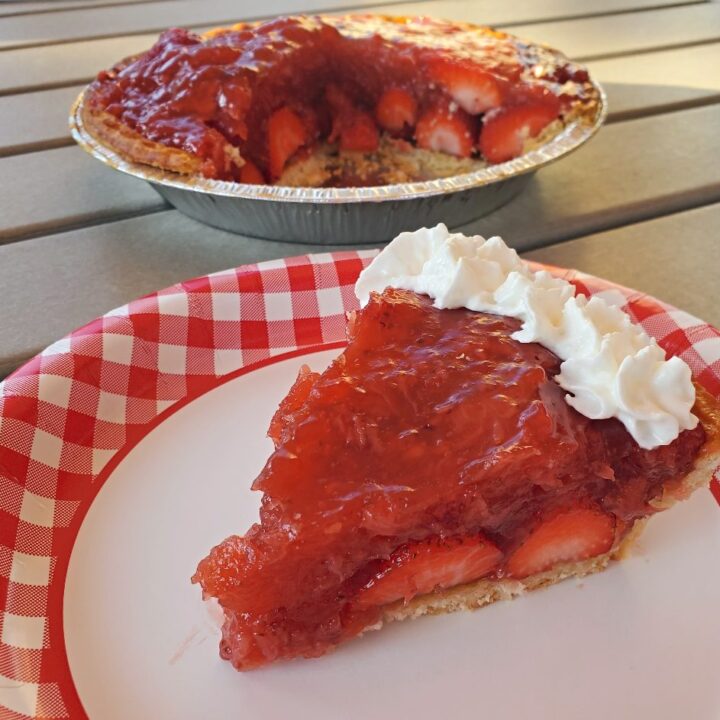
[[80, 15, 600, 187], [193, 226, 720, 670]]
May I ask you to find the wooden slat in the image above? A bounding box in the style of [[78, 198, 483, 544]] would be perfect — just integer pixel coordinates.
[[0, 0, 700, 50], [3, 2, 718, 94], [1, 201, 718, 378], [0, 84, 84, 156], [458, 104, 720, 248], [0, 0, 156, 19], [0, 145, 166, 242], [525, 204, 720, 328], [377, 0, 704, 26], [3, 103, 718, 245], [5, 41, 720, 157], [587, 43, 720, 120]]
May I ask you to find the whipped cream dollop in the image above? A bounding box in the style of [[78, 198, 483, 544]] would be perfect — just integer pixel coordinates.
[[355, 224, 698, 449]]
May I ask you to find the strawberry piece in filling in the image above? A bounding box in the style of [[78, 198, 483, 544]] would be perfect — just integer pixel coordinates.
[[326, 84, 380, 153], [267, 106, 309, 179], [238, 159, 265, 184], [506, 507, 616, 578], [355, 535, 502, 608], [415, 103, 475, 157]]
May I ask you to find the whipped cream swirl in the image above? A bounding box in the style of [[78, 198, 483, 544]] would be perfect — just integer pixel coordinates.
[[355, 224, 698, 449]]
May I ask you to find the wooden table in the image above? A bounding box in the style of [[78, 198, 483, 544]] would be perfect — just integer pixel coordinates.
[[1, 0, 719, 378]]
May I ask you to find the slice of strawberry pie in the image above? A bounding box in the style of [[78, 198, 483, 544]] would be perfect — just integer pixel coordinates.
[[193, 225, 720, 670]]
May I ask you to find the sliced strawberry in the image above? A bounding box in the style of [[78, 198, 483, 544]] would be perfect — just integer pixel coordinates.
[[375, 87, 417, 134], [338, 110, 380, 152], [478, 102, 560, 164], [415, 104, 475, 158], [239, 159, 265, 184], [267, 106, 308, 179], [325, 84, 379, 152], [506, 507, 615, 579], [355, 534, 502, 609], [428, 57, 503, 115]]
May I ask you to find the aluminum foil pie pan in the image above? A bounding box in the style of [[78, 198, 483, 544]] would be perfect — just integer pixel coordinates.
[[70, 84, 607, 245]]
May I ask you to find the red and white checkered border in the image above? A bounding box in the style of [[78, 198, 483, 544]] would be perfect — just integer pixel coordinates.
[[0, 250, 718, 719]]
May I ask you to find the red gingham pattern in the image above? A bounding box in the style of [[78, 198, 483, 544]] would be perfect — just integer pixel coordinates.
[[0, 251, 718, 719]]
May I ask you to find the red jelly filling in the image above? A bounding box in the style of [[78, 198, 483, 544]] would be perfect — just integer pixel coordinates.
[[193, 289, 705, 669], [87, 15, 595, 182]]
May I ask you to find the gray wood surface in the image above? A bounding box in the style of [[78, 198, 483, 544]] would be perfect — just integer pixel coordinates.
[[0, 84, 84, 156], [3, 2, 718, 93], [0, 0, 698, 49], [0, 0, 414, 50], [526, 203, 720, 327], [509, 2, 720, 60], [587, 42, 720, 120], [0, 210, 356, 376], [0, 0, 156, 18], [0, 146, 166, 242], [3, 104, 719, 245]]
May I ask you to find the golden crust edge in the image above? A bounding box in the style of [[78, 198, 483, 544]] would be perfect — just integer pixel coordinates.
[[80, 95, 244, 176], [81, 97, 203, 174], [369, 442, 720, 630]]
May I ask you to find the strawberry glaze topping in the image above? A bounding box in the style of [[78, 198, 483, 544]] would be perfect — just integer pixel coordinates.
[[87, 15, 597, 181], [193, 289, 705, 669]]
